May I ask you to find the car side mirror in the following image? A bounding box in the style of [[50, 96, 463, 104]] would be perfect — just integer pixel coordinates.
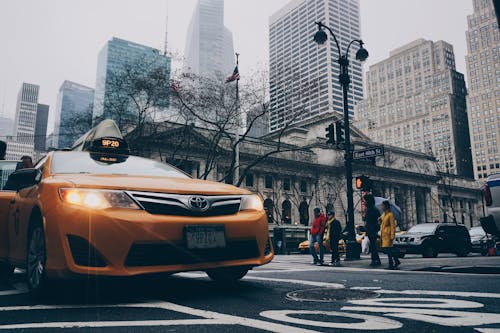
[[4, 168, 39, 191]]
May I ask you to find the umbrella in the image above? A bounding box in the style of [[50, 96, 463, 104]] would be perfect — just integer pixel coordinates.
[[374, 196, 402, 223]]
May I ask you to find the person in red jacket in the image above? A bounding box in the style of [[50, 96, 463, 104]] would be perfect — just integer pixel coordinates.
[[309, 207, 327, 265]]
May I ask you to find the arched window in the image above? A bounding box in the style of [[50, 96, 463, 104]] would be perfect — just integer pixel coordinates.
[[299, 200, 309, 226], [263, 198, 274, 224], [282, 200, 292, 224]]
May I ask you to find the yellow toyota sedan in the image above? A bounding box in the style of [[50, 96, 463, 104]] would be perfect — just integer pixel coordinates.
[[0, 121, 273, 296]]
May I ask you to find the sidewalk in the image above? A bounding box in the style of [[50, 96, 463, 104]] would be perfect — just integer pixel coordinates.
[[278, 253, 500, 274]]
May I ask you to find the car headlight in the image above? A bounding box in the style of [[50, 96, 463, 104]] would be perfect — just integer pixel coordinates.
[[239, 194, 263, 211], [59, 188, 140, 210]]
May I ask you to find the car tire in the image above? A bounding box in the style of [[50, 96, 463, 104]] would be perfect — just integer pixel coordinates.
[[26, 221, 49, 298], [206, 266, 248, 283], [422, 244, 437, 258], [0, 262, 14, 281]]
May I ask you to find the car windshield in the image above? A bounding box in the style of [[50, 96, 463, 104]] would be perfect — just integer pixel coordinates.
[[407, 224, 438, 234], [469, 227, 485, 237], [51, 151, 189, 178]]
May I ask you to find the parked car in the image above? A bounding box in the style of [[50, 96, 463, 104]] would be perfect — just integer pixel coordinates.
[[469, 226, 495, 256], [393, 223, 471, 258], [298, 238, 346, 254], [481, 173, 500, 237]]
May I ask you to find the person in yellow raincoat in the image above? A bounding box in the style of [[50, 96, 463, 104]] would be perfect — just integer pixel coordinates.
[[379, 200, 401, 270]]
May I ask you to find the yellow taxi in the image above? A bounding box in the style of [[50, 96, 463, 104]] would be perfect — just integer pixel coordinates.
[[0, 120, 273, 296]]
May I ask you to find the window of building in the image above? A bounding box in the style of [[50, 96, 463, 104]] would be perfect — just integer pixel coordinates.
[[245, 174, 254, 187], [283, 178, 291, 191], [265, 175, 273, 189], [300, 180, 307, 193]]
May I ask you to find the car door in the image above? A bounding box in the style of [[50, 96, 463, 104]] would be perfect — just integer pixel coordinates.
[[435, 226, 452, 253], [6, 159, 46, 265], [0, 190, 16, 260]]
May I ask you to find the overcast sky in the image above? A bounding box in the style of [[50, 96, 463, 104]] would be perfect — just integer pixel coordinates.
[[0, 0, 472, 134]]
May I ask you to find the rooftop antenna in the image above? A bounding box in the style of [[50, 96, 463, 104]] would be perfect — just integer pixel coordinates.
[[163, 0, 169, 55]]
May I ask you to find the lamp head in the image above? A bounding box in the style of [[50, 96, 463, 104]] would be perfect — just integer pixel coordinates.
[[355, 42, 369, 62], [313, 25, 327, 45]]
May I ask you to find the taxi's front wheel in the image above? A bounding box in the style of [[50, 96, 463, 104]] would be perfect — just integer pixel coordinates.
[[206, 266, 248, 283], [26, 222, 48, 297]]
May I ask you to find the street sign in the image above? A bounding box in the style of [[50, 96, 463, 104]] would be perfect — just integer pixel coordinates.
[[352, 146, 384, 160]]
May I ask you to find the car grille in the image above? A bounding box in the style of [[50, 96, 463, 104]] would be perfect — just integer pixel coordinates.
[[127, 191, 241, 217], [67, 235, 107, 267], [124, 239, 260, 267]]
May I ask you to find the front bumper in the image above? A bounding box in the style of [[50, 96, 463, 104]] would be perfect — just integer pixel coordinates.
[[43, 204, 273, 278], [393, 243, 423, 254]]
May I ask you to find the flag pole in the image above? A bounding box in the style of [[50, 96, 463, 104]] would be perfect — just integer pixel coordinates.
[[234, 52, 240, 185]]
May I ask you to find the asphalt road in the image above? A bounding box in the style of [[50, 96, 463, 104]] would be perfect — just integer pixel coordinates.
[[0, 253, 499, 332]]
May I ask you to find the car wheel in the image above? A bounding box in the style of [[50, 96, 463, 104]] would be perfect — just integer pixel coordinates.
[[422, 244, 437, 258], [26, 222, 48, 297], [206, 266, 248, 283], [0, 262, 14, 281]]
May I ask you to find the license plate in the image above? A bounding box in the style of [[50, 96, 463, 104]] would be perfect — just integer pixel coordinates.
[[185, 225, 226, 249]]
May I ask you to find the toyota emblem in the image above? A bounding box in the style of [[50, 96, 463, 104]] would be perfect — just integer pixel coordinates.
[[189, 196, 210, 211]]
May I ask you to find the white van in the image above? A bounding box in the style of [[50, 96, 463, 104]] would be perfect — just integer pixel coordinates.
[[481, 173, 500, 237]]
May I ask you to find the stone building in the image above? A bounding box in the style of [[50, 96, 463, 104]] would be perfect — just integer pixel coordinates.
[[132, 114, 482, 231], [355, 39, 473, 178], [465, 0, 500, 179]]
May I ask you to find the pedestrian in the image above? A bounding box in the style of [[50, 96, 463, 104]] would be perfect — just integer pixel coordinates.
[[364, 194, 381, 267], [325, 211, 342, 266], [20, 155, 33, 169], [309, 207, 326, 265], [379, 200, 401, 270]]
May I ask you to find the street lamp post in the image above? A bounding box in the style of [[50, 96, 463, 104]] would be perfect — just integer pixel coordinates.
[[313, 21, 369, 260]]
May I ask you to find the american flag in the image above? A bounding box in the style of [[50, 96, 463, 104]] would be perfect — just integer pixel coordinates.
[[225, 65, 240, 83]]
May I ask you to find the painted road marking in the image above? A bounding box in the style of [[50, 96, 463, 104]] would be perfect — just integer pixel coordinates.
[[348, 297, 484, 309], [0, 300, 322, 333], [341, 306, 500, 327], [260, 310, 403, 330]]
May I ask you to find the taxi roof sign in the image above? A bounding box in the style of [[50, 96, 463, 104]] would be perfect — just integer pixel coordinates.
[[71, 119, 128, 154]]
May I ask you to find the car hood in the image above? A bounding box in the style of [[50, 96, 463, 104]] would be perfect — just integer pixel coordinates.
[[46, 174, 251, 196]]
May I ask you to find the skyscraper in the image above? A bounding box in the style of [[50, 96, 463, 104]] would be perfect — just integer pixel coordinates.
[[34, 103, 49, 151], [465, 0, 500, 179], [184, 0, 235, 77], [268, 0, 363, 132], [93, 37, 171, 127], [7, 82, 39, 159], [13, 83, 39, 144], [54, 80, 94, 148], [355, 39, 473, 177]]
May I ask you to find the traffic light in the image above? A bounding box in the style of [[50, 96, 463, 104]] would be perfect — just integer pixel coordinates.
[[335, 120, 345, 144], [325, 123, 335, 144], [355, 175, 372, 191]]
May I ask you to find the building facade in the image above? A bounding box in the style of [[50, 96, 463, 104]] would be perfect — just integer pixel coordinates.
[[184, 0, 235, 78], [0, 117, 13, 141], [131, 114, 482, 232], [34, 103, 49, 152], [54, 80, 94, 148], [7, 83, 39, 159], [355, 39, 474, 178], [12, 83, 39, 145], [465, 0, 500, 179], [268, 0, 363, 132], [93, 37, 171, 126]]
